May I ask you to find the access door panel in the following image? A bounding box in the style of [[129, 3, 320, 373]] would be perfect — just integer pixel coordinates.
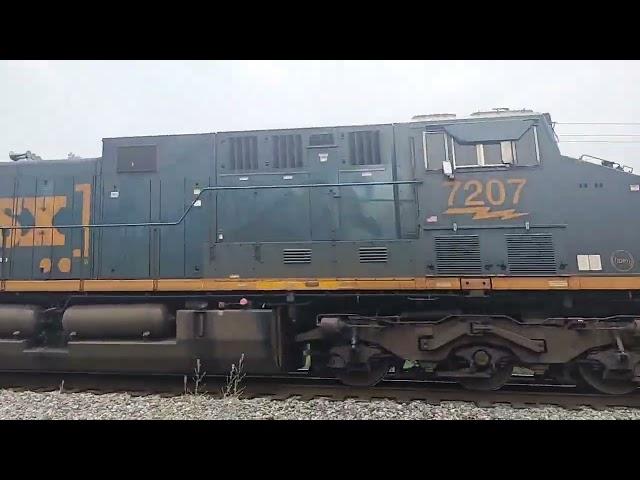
[[99, 175, 153, 279]]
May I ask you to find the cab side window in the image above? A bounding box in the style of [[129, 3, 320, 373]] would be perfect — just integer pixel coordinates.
[[513, 127, 538, 166], [423, 125, 540, 170], [424, 132, 448, 170], [453, 141, 516, 167]]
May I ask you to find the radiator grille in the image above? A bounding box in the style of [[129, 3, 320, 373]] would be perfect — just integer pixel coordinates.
[[506, 234, 556, 274], [272, 134, 303, 169], [348, 130, 382, 165], [359, 246, 388, 263], [229, 136, 258, 171], [435, 235, 482, 275], [283, 248, 312, 264]]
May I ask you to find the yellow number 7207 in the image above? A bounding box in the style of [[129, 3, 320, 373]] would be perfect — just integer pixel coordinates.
[[445, 178, 527, 208]]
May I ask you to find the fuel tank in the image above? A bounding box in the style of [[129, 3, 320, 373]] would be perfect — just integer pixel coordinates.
[[176, 309, 284, 373]]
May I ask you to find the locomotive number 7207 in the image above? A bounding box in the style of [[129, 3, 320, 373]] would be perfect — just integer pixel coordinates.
[[445, 178, 527, 207]]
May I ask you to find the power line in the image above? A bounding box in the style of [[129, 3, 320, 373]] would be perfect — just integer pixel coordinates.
[[559, 140, 640, 143], [557, 122, 640, 126], [558, 134, 640, 137]]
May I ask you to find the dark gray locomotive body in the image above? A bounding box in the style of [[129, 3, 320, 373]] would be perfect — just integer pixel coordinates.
[[1, 109, 639, 394]]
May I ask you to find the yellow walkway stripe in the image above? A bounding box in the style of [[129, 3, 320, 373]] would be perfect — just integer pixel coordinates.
[[2, 276, 640, 293]]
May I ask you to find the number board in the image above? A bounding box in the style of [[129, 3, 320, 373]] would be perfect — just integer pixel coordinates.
[[443, 178, 528, 220]]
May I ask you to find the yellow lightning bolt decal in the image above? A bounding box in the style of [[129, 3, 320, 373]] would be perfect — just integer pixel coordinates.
[[444, 207, 529, 220]]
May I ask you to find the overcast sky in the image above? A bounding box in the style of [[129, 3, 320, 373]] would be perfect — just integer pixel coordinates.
[[2, 60, 640, 168]]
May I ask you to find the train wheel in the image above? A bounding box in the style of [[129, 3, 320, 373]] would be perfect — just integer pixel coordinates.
[[458, 363, 514, 391], [577, 363, 637, 395], [336, 358, 391, 387]]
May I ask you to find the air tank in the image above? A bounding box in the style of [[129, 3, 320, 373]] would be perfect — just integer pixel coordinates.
[[0, 305, 43, 338], [62, 304, 173, 340]]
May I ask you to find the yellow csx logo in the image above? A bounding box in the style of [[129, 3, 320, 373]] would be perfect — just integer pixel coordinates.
[[0, 196, 67, 247], [443, 178, 529, 220], [0, 184, 91, 255]]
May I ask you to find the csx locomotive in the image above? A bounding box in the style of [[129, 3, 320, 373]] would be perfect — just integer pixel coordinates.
[[1, 108, 640, 394]]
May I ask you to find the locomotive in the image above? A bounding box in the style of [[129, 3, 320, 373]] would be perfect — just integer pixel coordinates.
[[1, 108, 640, 395]]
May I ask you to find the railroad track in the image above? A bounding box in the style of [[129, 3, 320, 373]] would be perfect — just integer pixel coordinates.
[[0, 371, 638, 411]]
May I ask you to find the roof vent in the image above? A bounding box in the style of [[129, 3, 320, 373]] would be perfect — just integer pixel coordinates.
[[410, 113, 457, 122], [8, 151, 42, 162], [470, 108, 535, 118]]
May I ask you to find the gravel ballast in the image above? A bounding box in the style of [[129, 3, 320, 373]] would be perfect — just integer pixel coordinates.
[[0, 390, 639, 419]]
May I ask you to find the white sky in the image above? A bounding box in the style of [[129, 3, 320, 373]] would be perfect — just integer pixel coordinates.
[[2, 60, 640, 168]]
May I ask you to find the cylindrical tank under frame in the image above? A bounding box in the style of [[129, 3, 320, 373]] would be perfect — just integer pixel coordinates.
[[62, 304, 174, 339], [0, 305, 44, 338], [0, 302, 290, 375]]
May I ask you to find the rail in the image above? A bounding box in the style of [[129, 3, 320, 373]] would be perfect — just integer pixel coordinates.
[[579, 154, 634, 173], [0, 371, 638, 410]]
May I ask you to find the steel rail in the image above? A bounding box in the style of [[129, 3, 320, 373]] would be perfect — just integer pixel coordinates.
[[1, 371, 638, 410]]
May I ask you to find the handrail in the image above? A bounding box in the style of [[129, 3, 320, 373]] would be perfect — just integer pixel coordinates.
[[579, 154, 634, 173], [0, 180, 422, 231]]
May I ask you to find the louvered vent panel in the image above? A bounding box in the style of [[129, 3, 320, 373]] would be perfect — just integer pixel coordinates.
[[506, 234, 557, 274], [229, 136, 258, 171], [283, 248, 312, 264], [435, 235, 482, 275], [348, 130, 382, 165], [272, 134, 303, 169], [359, 246, 388, 263]]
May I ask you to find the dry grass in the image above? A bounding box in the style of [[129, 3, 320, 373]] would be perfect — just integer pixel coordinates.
[[182, 355, 246, 399], [222, 354, 246, 399], [184, 358, 207, 395]]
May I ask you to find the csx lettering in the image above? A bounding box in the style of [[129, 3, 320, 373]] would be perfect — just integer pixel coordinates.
[[0, 184, 91, 254], [0, 196, 67, 247], [443, 178, 528, 221]]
